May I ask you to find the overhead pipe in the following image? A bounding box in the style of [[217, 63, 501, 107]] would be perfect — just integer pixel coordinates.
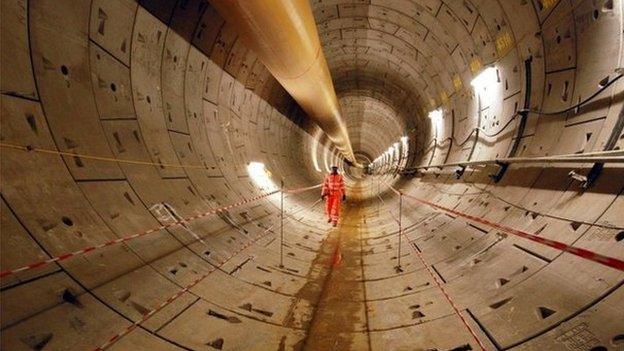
[[209, 0, 358, 165]]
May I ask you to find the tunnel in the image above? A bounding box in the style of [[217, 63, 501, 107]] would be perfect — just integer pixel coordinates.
[[1, 0, 623, 350]]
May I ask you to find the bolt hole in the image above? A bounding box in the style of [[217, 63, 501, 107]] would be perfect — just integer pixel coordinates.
[[593, 9, 599, 20], [146, 95, 151, 104], [60, 65, 69, 75], [603, 0, 614, 11], [616, 231, 624, 242], [61, 216, 74, 226], [110, 83, 116, 92], [613, 334, 624, 344]]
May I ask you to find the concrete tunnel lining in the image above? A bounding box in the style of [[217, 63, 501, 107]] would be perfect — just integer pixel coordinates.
[[1, 0, 623, 350]]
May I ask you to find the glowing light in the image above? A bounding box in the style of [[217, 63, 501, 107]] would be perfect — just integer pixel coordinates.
[[428, 109, 443, 120], [311, 129, 322, 172], [401, 136, 409, 151], [323, 146, 330, 172], [470, 66, 497, 90], [247, 162, 277, 191]]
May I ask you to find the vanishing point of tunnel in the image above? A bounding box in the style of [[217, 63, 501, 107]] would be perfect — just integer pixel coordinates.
[[1, 0, 623, 350]]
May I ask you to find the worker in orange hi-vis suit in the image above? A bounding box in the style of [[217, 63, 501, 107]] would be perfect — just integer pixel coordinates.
[[322, 166, 346, 227]]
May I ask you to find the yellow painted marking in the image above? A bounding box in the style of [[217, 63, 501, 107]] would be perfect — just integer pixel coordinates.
[[495, 31, 514, 57], [470, 58, 482, 74], [541, 0, 558, 10], [453, 74, 463, 91], [440, 90, 449, 104]]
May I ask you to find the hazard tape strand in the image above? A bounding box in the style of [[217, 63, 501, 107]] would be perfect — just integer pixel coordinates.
[[283, 184, 322, 194], [389, 186, 624, 272], [93, 196, 322, 350], [405, 234, 488, 350], [376, 191, 488, 350], [0, 142, 209, 169], [1, 183, 320, 279]]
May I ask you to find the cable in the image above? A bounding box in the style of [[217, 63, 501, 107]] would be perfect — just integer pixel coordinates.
[[529, 73, 623, 116], [411, 73, 622, 166], [0, 142, 208, 169], [453, 128, 478, 147], [479, 113, 520, 138], [390, 185, 624, 272]]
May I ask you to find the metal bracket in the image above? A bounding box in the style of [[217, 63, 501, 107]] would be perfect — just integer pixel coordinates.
[[401, 168, 420, 178], [569, 163, 603, 189], [488, 161, 509, 183], [454, 165, 466, 179]]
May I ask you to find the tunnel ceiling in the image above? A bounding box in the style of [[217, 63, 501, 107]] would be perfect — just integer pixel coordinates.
[[1, 0, 624, 350]]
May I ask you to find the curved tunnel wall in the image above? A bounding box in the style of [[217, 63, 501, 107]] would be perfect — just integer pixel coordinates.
[[1, 0, 624, 351]]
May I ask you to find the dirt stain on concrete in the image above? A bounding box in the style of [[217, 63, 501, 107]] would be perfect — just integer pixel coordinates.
[[295, 207, 371, 351]]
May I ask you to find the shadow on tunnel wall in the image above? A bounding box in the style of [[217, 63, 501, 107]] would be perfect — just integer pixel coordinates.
[[138, 0, 317, 134]]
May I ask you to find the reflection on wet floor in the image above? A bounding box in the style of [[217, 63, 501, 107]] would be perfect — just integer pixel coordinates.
[[303, 206, 371, 350]]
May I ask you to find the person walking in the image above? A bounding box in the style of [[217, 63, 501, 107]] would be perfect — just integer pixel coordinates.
[[322, 166, 346, 227]]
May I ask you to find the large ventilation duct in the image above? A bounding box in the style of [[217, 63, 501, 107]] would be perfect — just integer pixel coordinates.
[[208, 0, 357, 164]]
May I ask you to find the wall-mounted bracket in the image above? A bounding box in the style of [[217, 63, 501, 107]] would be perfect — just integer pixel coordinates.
[[454, 165, 466, 179], [488, 161, 509, 183], [570, 163, 603, 189], [401, 168, 420, 178]]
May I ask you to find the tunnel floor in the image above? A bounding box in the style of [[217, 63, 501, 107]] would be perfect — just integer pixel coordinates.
[[299, 199, 490, 351], [303, 206, 371, 350]]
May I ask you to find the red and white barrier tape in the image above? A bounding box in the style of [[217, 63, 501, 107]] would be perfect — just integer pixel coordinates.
[[376, 191, 488, 350], [93, 224, 274, 351], [390, 187, 624, 272], [284, 183, 322, 194], [94, 194, 323, 350], [0, 190, 279, 279], [404, 231, 488, 350]]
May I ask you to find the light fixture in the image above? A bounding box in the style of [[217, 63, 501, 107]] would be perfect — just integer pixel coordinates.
[[247, 162, 277, 191], [428, 109, 443, 120], [470, 66, 497, 89], [311, 129, 322, 172]]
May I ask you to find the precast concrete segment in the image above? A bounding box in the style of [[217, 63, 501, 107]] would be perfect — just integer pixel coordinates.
[[209, 0, 358, 163], [401, 221, 488, 351], [373, 193, 488, 350], [0, 190, 278, 278], [389, 186, 624, 272], [95, 224, 274, 350], [0, 142, 228, 170], [0, 184, 324, 279], [94, 190, 325, 350]]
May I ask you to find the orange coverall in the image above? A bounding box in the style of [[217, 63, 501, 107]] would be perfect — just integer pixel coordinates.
[[322, 173, 346, 224]]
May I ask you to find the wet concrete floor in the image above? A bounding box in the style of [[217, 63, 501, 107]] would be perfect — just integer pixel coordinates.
[[302, 206, 372, 350]]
